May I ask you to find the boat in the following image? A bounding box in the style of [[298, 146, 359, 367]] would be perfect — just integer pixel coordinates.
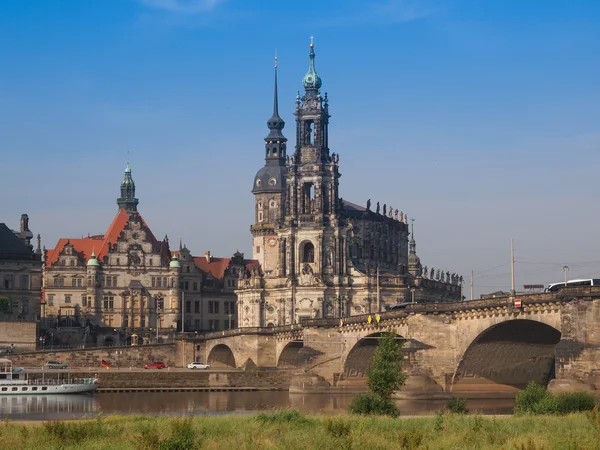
[[0, 359, 99, 395]]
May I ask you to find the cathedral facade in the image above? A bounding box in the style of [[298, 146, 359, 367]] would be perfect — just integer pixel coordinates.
[[237, 42, 463, 328]]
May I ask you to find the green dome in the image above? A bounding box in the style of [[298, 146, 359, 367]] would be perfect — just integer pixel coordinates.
[[302, 43, 322, 91], [87, 251, 100, 267], [169, 256, 181, 269], [125, 162, 131, 174]]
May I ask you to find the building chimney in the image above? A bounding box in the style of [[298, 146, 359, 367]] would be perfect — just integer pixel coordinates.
[[204, 251, 211, 263]]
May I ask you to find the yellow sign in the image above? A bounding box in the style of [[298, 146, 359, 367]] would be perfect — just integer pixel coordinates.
[[375, 314, 381, 323], [367, 315, 372, 324]]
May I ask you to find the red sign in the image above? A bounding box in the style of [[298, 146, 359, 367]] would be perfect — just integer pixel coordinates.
[[514, 298, 522, 308]]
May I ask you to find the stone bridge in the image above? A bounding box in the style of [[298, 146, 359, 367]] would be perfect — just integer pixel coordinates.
[[182, 287, 600, 392]]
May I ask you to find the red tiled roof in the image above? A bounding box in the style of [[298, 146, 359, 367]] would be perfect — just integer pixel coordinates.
[[191, 255, 259, 280], [45, 209, 166, 267]]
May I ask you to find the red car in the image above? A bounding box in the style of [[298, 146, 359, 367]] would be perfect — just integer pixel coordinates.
[[144, 362, 166, 369]]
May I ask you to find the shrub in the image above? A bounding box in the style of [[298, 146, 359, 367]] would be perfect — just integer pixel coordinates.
[[446, 397, 469, 414], [398, 429, 424, 450], [349, 393, 399, 417], [159, 418, 197, 450], [554, 391, 597, 414], [255, 409, 312, 425], [324, 418, 351, 438], [530, 395, 559, 415], [515, 382, 550, 414]]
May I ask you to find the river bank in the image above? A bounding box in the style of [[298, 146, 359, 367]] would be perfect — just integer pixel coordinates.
[[2, 410, 600, 449]]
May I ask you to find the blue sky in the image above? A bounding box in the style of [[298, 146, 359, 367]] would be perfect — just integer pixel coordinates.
[[1, 0, 599, 297]]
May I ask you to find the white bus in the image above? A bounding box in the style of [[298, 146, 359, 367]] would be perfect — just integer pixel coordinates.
[[546, 279, 600, 292]]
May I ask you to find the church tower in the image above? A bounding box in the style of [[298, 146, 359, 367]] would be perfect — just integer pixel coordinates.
[[251, 57, 287, 274], [280, 39, 342, 281], [117, 163, 139, 213]]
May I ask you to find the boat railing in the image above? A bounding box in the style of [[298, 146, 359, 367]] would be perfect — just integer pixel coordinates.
[[26, 377, 99, 385]]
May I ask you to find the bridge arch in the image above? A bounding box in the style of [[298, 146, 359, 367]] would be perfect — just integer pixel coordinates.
[[453, 319, 561, 391], [342, 332, 404, 380], [207, 344, 237, 368], [277, 341, 304, 367]]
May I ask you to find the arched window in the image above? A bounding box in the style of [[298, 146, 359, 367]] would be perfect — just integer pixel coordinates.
[[302, 242, 315, 263]]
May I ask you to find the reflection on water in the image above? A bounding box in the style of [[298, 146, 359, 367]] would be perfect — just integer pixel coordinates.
[[0, 392, 514, 420]]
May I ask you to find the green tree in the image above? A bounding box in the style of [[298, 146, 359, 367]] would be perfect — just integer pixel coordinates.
[[366, 332, 407, 398], [349, 331, 406, 416]]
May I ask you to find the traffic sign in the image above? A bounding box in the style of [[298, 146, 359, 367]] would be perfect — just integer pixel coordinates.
[[514, 298, 521, 308]]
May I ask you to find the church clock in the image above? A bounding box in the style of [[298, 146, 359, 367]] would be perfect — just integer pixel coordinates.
[[267, 237, 278, 248]]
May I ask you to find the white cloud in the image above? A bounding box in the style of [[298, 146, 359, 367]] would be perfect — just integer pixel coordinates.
[[136, 0, 227, 14]]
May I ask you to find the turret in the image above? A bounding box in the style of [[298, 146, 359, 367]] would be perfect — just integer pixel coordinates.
[[117, 163, 139, 213]]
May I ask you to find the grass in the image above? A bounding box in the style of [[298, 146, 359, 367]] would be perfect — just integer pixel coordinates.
[[2, 410, 600, 449]]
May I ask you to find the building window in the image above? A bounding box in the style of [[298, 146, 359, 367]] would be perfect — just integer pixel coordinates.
[[47, 294, 54, 306], [256, 246, 261, 254], [151, 277, 156, 288], [208, 301, 220, 314], [186, 266, 190, 273], [148, 258, 152, 266], [209, 320, 218, 331], [3, 275, 13, 289], [194, 301, 200, 313], [124, 316, 129, 328], [258, 211, 263, 222], [157, 297, 164, 310], [54, 277, 64, 288], [224, 320, 229, 329], [185, 301, 191, 313], [193, 282, 198, 291], [302, 242, 315, 263], [103, 296, 114, 310], [71, 278, 82, 288], [65, 295, 71, 304], [194, 319, 200, 330], [19, 275, 29, 290], [184, 281, 189, 291], [141, 316, 146, 328], [162, 277, 168, 288], [81, 295, 87, 307], [70, 259, 75, 266]]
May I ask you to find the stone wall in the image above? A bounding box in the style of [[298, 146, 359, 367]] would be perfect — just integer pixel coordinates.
[[9, 344, 176, 369], [0, 320, 37, 350], [67, 370, 293, 389], [556, 299, 600, 387]]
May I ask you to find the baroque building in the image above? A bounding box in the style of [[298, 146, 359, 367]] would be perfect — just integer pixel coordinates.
[[237, 41, 463, 327], [0, 214, 43, 322], [43, 165, 251, 345]]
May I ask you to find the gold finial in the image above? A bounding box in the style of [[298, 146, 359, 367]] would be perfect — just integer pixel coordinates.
[[310, 36, 314, 48]]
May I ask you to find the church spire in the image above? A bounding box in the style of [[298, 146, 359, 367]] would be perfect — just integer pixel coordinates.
[[266, 55, 286, 141], [302, 37, 322, 94], [263, 55, 287, 165], [117, 162, 139, 213]]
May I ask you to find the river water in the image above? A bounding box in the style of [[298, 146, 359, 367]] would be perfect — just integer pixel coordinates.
[[0, 392, 514, 420]]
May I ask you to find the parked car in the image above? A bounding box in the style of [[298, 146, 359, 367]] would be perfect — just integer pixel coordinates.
[[45, 360, 68, 369], [187, 362, 211, 370], [144, 362, 166, 369]]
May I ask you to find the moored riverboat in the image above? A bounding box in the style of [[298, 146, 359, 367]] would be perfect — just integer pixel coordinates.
[[0, 359, 99, 395]]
